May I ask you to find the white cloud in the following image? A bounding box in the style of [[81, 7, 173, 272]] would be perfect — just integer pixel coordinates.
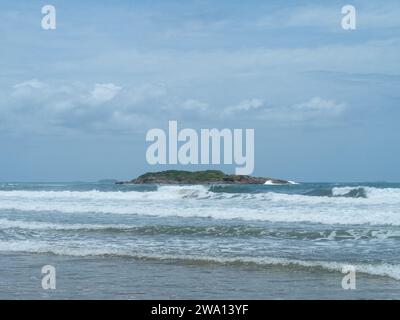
[[0, 78, 349, 136], [262, 97, 346, 123], [1, 80, 168, 135], [292, 97, 345, 113], [11, 79, 48, 100], [220, 96, 346, 124], [90, 83, 122, 104], [1, 80, 221, 135], [223, 98, 264, 115], [13, 79, 46, 90]]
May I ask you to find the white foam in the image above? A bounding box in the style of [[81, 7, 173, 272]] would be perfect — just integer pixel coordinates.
[[332, 186, 363, 196], [1, 187, 400, 225], [0, 218, 132, 231], [264, 180, 282, 185]]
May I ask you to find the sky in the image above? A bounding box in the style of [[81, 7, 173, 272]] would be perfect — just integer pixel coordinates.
[[0, 0, 399, 182]]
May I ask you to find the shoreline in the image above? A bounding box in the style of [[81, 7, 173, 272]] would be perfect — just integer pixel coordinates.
[[1, 252, 399, 299]]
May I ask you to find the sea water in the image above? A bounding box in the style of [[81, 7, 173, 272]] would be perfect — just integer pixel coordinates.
[[0, 182, 399, 299]]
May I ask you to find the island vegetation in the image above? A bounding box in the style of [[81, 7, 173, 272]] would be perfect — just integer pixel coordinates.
[[116, 170, 289, 185]]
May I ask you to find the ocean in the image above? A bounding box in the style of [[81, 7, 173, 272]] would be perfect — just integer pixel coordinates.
[[0, 182, 399, 299]]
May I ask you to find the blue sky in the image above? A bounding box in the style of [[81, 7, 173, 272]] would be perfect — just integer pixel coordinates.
[[1, 0, 400, 182]]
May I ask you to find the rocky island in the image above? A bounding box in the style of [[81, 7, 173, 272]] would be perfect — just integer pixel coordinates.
[[116, 170, 290, 185]]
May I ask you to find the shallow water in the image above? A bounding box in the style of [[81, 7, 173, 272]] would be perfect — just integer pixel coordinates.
[[1, 253, 400, 299]]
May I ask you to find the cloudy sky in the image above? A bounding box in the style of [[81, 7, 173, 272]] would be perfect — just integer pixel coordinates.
[[1, 0, 400, 182]]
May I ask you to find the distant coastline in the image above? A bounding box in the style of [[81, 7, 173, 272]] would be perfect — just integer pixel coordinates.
[[116, 170, 290, 185]]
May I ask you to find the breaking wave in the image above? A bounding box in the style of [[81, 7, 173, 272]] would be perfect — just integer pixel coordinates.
[[0, 185, 400, 225]]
